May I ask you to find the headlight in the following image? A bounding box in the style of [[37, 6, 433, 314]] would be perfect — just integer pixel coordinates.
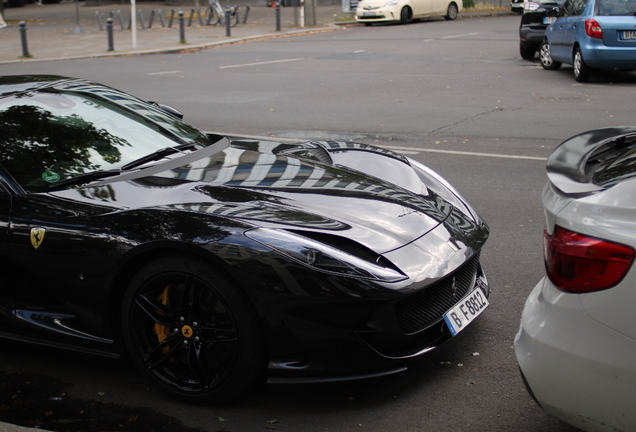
[[384, 0, 399, 6], [244, 228, 407, 283], [524, 2, 540, 10]]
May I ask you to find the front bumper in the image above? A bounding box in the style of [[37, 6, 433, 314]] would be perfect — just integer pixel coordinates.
[[232, 250, 489, 382], [514, 277, 636, 432], [355, 5, 400, 22]]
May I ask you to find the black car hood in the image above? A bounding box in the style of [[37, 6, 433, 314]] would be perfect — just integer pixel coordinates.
[[51, 139, 460, 254]]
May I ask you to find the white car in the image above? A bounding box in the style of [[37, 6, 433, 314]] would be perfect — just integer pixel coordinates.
[[515, 126, 636, 432], [355, 0, 461, 25], [511, 0, 524, 13]]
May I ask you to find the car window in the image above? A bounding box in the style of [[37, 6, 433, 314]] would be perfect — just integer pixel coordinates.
[[596, 0, 636, 15], [561, 0, 588, 15], [0, 88, 210, 193]]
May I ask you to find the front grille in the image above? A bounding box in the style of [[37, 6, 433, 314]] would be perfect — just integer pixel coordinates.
[[394, 252, 480, 335]]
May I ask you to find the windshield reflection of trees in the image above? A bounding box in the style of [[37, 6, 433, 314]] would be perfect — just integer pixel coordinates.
[[1, 104, 130, 192]]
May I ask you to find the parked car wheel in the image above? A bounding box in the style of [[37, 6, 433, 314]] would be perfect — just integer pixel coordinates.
[[573, 47, 591, 82], [540, 40, 561, 70], [400, 6, 411, 23], [445, 2, 458, 20], [122, 255, 266, 404], [519, 42, 536, 60]]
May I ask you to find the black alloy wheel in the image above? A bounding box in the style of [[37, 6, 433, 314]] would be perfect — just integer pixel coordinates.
[[445, 2, 458, 20], [539, 40, 562, 70], [122, 255, 266, 404]]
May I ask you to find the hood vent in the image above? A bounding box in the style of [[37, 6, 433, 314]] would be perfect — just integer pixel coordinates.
[[278, 142, 333, 165]]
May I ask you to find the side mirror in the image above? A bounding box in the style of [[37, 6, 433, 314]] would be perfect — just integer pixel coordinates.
[[148, 101, 184, 119]]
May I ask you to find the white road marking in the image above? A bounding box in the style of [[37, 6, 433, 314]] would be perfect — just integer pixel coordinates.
[[204, 132, 548, 161], [353, 50, 366, 53], [440, 32, 479, 39], [380, 145, 547, 161], [392, 150, 420, 155], [147, 71, 181, 75], [219, 58, 304, 69]]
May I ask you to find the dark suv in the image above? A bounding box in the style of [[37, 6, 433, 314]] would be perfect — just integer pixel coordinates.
[[519, 0, 565, 59]]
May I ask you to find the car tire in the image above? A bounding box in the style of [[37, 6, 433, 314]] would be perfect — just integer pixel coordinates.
[[445, 2, 458, 20], [400, 6, 411, 24], [539, 40, 561, 70], [519, 42, 535, 60], [573, 47, 591, 82], [122, 255, 267, 405], [364, 22, 372, 26]]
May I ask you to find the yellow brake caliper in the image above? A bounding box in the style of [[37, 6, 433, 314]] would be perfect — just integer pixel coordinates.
[[154, 285, 173, 354]]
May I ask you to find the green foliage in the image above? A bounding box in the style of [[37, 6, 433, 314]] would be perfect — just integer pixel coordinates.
[[463, 0, 476, 8]]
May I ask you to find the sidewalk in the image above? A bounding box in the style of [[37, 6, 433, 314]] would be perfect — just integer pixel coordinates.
[[0, 1, 512, 63], [0, 1, 353, 63]]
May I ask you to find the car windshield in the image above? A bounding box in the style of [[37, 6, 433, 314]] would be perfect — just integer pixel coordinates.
[[596, 0, 636, 15], [0, 81, 210, 193]]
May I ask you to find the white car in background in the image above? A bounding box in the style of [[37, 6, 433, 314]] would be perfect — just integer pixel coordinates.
[[355, 0, 461, 25], [515, 126, 636, 432]]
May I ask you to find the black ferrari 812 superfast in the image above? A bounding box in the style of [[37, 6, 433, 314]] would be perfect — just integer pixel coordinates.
[[0, 75, 490, 404]]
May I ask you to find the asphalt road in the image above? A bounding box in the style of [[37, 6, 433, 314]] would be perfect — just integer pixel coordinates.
[[3, 14, 635, 432]]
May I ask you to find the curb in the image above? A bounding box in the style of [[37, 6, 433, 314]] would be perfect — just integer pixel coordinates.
[[0, 25, 343, 64], [0, 10, 514, 64]]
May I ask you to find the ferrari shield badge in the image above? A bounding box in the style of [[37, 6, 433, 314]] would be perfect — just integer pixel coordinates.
[[30, 227, 46, 250]]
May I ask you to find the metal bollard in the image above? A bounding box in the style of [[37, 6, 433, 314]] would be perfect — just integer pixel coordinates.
[[179, 10, 186, 43], [242, 5, 250, 24], [96, 11, 104, 31], [225, 6, 231, 36], [19, 21, 30, 57], [168, 9, 175, 27], [275, 1, 281, 31], [138, 9, 146, 29], [106, 17, 114, 51], [188, 8, 194, 26], [158, 9, 166, 27], [117, 10, 125, 30], [148, 10, 156, 28]]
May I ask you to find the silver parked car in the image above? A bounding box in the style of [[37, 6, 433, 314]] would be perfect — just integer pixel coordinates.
[[515, 126, 636, 432]]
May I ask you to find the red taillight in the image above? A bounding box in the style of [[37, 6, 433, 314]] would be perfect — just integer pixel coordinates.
[[585, 19, 603, 39], [544, 226, 634, 293]]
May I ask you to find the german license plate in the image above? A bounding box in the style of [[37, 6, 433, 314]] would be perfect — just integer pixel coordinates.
[[443, 288, 489, 336], [621, 31, 636, 40], [363, 11, 377, 16], [543, 16, 557, 24]]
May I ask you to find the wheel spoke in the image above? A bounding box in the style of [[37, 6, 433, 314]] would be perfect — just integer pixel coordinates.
[[175, 274, 200, 315], [199, 325, 237, 343], [136, 294, 175, 326], [186, 343, 215, 390], [143, 333, 182, 370]]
